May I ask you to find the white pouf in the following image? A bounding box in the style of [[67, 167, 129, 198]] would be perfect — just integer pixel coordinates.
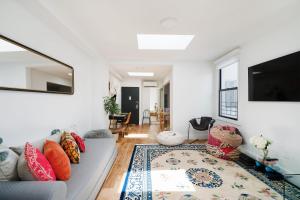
[[156, 131, 185, 146]]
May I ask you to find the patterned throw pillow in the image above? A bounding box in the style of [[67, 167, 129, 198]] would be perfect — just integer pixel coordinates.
[[44, 140, 71, 181], [60, 132, 80, 164], [17, 143, 56, 181], [71, 132, 86, 153], [0, 144, 19, 180]]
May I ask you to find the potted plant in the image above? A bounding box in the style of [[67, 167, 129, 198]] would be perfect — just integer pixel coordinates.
[[103, 96, 120, 116], [250, 135, 272, 171]]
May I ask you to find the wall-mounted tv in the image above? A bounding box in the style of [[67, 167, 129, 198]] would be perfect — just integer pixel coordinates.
[[248, 51, 300, 101]]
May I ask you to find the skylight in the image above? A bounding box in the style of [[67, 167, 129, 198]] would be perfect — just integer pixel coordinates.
[[137, 34, 194, 50], [128, 72, 154, 77], [0, 39, 26, 52]]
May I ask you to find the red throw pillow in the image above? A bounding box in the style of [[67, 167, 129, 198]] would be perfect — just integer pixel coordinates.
[[44, 140, 71, 181], [20, 142, 56, 181], [71, 132, 86, 153]]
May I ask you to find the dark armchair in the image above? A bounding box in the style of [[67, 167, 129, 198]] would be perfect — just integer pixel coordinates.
[[187, 116, 215, 143]]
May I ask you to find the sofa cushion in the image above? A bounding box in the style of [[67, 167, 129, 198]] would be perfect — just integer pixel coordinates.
[[84, 129, 113, 139], [60, 132, 80, 164], [66, 138, 116, 200], [44, 140, 71, 181], [11, 133, 62, 155], [71, 132, 85, 153], [0, 181, 67, 200], [0, 144, 19, 180], [18, 143, 56, 181]]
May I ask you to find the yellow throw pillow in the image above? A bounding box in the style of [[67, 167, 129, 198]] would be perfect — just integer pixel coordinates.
[[60, 132, 80, 164]]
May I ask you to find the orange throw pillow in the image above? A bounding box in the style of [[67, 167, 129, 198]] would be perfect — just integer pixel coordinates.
[[43, 140, 71, 181]]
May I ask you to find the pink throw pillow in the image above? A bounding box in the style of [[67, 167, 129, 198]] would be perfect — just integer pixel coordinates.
[[19, 142, 56, 181], [71, 132, 86, 153]]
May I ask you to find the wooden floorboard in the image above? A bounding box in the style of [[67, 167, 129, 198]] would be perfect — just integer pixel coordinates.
[[96, 123, 204, 200]]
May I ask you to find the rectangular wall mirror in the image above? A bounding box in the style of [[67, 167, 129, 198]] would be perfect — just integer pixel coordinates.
[[0, 35, 74, 94]]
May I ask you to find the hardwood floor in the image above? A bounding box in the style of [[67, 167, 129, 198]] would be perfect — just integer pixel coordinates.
[[96, 124, 160, 200], [96, 123, 205, 200]]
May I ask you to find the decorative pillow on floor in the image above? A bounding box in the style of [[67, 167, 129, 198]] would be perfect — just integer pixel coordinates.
[[44, 140, 71, 180], [60, 132, 80, 164], [71, 132, 85, 153], [207, 125, 242, 160], [17, 142, 56, 181], [0, 144, 19, 181]]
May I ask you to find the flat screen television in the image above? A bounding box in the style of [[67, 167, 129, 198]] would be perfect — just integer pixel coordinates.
[[248, 51, 300, 101]]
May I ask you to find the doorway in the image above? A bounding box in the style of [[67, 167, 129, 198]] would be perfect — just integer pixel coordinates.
[[121, 87, 139, 124], [163, 82, 171, 130]]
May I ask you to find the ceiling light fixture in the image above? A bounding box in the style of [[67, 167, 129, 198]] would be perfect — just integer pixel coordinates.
[[137, 34, 194, 50], [0, 39, 26, 52], [128, 72, 154, 77]]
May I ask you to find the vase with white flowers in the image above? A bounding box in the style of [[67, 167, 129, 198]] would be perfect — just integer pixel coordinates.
[[250, 135, 272, 165]]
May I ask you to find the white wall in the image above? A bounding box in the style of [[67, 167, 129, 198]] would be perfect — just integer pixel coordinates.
[[141, 87, 159, 111], [0, 1, 108, 146], [213, 16, 300, 186], [91, 61, 109, 130], [141, 87, 151, 112], [172, 62, 214, 138], [109, 72, 122, 106], [149, 87, 159, 111]]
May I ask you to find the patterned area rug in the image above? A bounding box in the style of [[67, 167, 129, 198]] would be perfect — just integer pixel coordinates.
[[120, 144, 300, 200]]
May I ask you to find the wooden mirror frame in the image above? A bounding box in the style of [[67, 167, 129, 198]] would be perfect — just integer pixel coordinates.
[[0, 34, 74, 95]]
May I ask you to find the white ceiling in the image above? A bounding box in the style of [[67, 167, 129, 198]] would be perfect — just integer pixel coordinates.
[[24, 0, 300, 62], [110, 65, 172, 81]]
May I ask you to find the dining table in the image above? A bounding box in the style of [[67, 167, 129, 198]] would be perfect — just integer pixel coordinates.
[[109, 113, 128, 129]]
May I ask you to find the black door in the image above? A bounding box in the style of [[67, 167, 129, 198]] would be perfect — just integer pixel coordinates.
[[121, 87, 139, 124]]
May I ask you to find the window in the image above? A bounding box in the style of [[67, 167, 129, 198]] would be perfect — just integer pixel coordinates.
[[219, 62, 238, 120]]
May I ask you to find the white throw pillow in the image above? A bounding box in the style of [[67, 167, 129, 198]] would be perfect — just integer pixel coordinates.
[[0, 144, 19, 180]]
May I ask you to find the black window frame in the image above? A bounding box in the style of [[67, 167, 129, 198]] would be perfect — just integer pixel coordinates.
[[218, 64, 238, 120]]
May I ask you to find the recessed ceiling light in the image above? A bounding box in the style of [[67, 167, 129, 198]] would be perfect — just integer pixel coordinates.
[[0, 39, 26, 52], [137, 34, 194, 50], [128, 72, 154, 77]]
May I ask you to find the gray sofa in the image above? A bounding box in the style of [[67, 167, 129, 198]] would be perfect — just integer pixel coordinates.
[[0, 129, 118, 200]]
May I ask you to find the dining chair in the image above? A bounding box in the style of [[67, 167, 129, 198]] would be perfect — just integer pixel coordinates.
[[159, 111, 165, 131], [111, 112, 132, 139], [142, 109, 151, 125], [121, 112, 132, 136]]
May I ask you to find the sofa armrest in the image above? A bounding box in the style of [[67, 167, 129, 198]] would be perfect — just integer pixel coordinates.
[[0, 181, 67, 200], [84, 129, 113, 139]]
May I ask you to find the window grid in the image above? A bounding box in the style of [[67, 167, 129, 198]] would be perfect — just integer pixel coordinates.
[[219, 88, 238, 119], [219, 66, 238, 120]]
